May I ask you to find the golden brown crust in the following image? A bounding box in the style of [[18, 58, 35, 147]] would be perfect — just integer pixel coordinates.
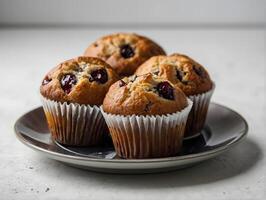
[[84, 33, 166, 76], [40, 56, 119, 105], [135, 54, 213, 96], [103, 74, 188, 115]]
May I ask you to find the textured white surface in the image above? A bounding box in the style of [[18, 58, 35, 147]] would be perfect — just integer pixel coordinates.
[[0, 28, 265, 199]]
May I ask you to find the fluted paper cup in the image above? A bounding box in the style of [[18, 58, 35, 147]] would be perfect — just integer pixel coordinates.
[[101, 99, 193, 159], [185, 83, 215, 139], [41, 96, 106, 146]]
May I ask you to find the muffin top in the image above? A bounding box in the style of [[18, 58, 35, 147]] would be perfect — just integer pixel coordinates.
[[84, 33, 166, 76], [135, 54, 213, 96], [103, 73, 188, 116], [40, 56, 119, 105]]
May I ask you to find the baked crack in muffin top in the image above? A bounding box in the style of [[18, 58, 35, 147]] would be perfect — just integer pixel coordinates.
[[103, 73, 188, 116], [84, 33, 166, 76], [40, 56, 119, 105], [135, 54, 213, 96]]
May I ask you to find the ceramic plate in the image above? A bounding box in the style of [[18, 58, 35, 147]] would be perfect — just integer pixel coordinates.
[[14, 103, 248, 174]]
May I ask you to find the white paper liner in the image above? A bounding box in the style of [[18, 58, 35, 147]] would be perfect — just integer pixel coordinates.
[[101, 99, 193, 159], [41, 96, 106, 146], [185, 83, 215, 138]]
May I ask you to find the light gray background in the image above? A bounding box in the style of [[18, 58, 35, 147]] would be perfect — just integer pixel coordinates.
[[0, 0, 266, 26], [0, 0, 265, 200]]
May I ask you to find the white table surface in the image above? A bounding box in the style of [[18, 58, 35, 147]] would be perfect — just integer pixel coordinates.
[[0, 28, 265, 200]]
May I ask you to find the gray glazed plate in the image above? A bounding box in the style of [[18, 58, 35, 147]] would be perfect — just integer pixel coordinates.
[[14, 103, 248, 174]]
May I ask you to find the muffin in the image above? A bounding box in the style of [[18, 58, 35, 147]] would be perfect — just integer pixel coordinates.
[[101, 74, 193, 159], [84, 33, 166, 76], [135, 54, 214, 138], [40, 56, 119, 146]]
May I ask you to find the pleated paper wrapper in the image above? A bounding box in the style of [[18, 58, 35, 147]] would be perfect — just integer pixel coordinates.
[[185, 84, 215, 139], [101, 99, 193, 159], [41, 96, 106, 146]]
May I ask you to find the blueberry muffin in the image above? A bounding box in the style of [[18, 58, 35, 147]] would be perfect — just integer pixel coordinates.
[[40, 56, 119, 146], [84, 33, 166, 76], [135, 54, 214, 138], [101, 74, 193, 159], [41, 56, 119, 105]]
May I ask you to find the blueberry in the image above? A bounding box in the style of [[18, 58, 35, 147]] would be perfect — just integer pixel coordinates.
[[193, 65, 205, 77], [156, 81, 175, 100], [61, 74, 77, 94], [42, 77, 51, 85], [120, 44, 135, 59], [89, 69, 108, 84]]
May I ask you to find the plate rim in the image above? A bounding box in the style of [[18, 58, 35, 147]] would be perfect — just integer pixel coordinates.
[[14, 102, 248, 164]]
